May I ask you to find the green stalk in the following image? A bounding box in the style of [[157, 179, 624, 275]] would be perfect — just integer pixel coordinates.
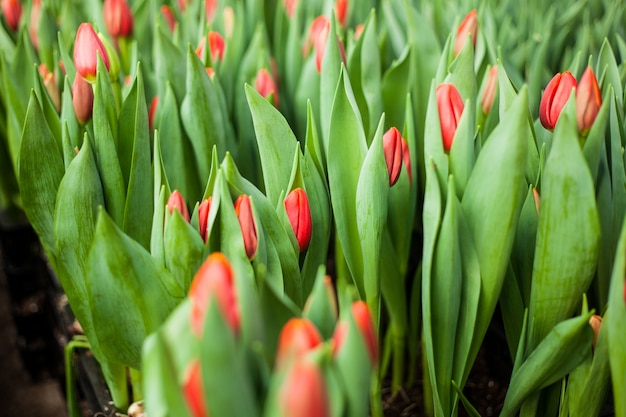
[[65, 336, 90, 417]]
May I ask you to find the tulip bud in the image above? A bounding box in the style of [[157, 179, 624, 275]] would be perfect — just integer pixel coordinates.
[[28, 0, 40, 49], [161, 5, 177, 32], [335, 0, 348, 28], [1, 0, 21, 32], [205, 67, 215, 78], [332, 300, 377, 364], [148, 96, 159, 132], [401, 138, 412, 184], [284, 188, 312, 252], [104, 0, 134, 39], [222, 7, 235, 38], [74, 23, 110, 82], [182, 359, 209, 417], [308, 16, 330, 73], [532, 187, 540, 215], [208, 31, 225, 62], [275, 318, 323, 371], [481, 65, 498, 114], [205, 0, 217, 24], [454, 9, 477, 56], [278, 360, 330, 417], [72, 75, 94, 124], [383, 127, 403, 186], [539, 71, 577, 131], [354, 24, 364, 40], [283, 0, 297, 18], [167, 190, 190, 222], [255, 67, 279, 107], [198, 197, 212, 243], [234, 195, 258, 260], [38, 64, 60, 112], [576, 66, 602, 136], [189, 253, 240, 337], [588, 314, 602, 350], [436, 83, 464, 153]]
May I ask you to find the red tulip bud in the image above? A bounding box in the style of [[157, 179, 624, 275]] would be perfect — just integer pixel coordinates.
[[284, 188, 312, 252], [1, 0, 21, 32], [161, 5, 177, 32], [539, 71, 577, 131], [279, 360, 330, 417], [177, 0, 189, 12], [354, 24, 364, 40], [234, 195, 258, 260], [335, 0, 348, 27], [167, 189, 190, 222], [481, 65, 498, 114], [308, 16, 330, 73], [576, 66, 602, 136], [205, 0, 217, 24], [283, 0, 297, 18], [401, 138, 412, 184], [255, 68, 279, 107], [383, 127, 403, 186], [74, 23, 110, 82], [104, 0, 134, 39], [436, 83, 464, 153], [275, 318, 323, 371], [28, 0, 40, 49], [332, 300, 377, 364], [189, 253, 240, 337], [72, 75, 94, 124], [148, 96, 159, 132], [38, 64, 60, 112], [588, 314, 602, 350], [532, 187, 540, 215], [182, 359, 209, 417], [454, 9, 477, 56], [208, 31, 225, 62], [198, 197, 213, 243]]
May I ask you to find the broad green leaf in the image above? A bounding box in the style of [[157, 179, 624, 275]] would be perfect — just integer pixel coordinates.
[[153, 24, 186, 101], [163, 209, 205, 292], [596, 38, 623, 104], [381, 46, 411, 132], [32, 64, 62, 150], [582, 87, 611, 181], [303, 266, 337, 340]]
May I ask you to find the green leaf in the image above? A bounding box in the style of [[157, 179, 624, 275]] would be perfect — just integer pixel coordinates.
[[381, 46, 411, 132], [596, 38, 623, 104], [163, 209, 205, 292], [153, 24, 186, 102]]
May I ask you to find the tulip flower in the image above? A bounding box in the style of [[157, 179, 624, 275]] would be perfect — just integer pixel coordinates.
[[481, 65, 498, 114], [576, 66, 602, 135], [189, 253, 240, 337], [539, 71, 577, 131], [354, 24, 364, 40], [255, 68, 279, 107], [335, 0, 348, 27], [1, 0, 21, 32], [161, 5, 177, 32], [588, 314, 602, 350], [182, 359, 209, 417], [283, 188, 312, 252], [166, 190, 190, 222], [208, 31, 225, 62], [332, 300, 378, 364], [436, 83, 465, 152], [28, 0, 41, 49], [198, 197, 212, 243], [205, 0, 217, 24], [308, 16, 330, 73], [72, 75, 94, 124], [278, 360, 330, 417], [383, 127, 403, 186], [283, 0, 297, 18], [177, 0, 189, 12], [234, 195, 258, 260], [454, 9, 477, 56], [401, 137, 412, 184], [74, 23, 111, 82], [275, 318, 323, 370], [38, 64, 60, 112], [104, 0, 134, 39], [148, 96, 159, 132], [532, 187, 540, 215]]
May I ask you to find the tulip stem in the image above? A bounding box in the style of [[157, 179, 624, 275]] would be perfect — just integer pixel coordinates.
[[64, 337, 91, 417], [370, 368, 383, 417]]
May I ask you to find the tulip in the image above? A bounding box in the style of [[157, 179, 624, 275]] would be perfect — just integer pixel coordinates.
[[198, 197, 213, 243], [74, 23, 110, 82], [383, 127, 403, 186], [481, 65, 498, 114], [454, 9, 477, 56], [332, 300, 378, 364], [284, 188, 312, 252], [576, 66, 602, 135], [401, 137, 412, 184], [205, 67, 215, 78], [38, 64, 60, 112], [335, 0, 348, 27], [255, 68, 279, 107], [28, 0, 40, 49], [532, 187, 540, 215], [205, 0, 217, 24], [309, 16, 330, 73], [166, 190, 190, 222], [222, 7, 235, 38], [161, 5, 177, 32], [588, 314, 602, 350], [182, 359, 209, 417], [436, 83, 464, 153], [177, 0, 189, 12], [189, 253, 240, 337], [354, 24, 364, 41], [278, 360, 330, 417], [148, 96, 159, 132], [234, 195, 258, 260], [1, 0, 21, 32], [539, 71, 577, 131], [283, 0, 297, 18], [104, 0, 134, 39], [275, 318, 323, 371], [72, 75, 94, 124], [208, 31, 225, 62]]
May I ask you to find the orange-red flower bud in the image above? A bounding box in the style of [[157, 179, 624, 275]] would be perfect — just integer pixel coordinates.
[[208, 31, 225, 62], [38, 64, 60, 112], [198, 197, 213, 243], [148, 96, 158, 132], [275, 318, 323, 371], [72, 75, 94, 124], [383, 127, 403, 186], [588, 314, 602, 350], [332, 300, 377, 364], [309, 16, 330, 73], [539, 71, 577, 131], [1, 0, 21, 32], [576, 66, 602, 136], [283, 0, 297, 18], [481, 65, 498, 114], [104, 0, 134, 39], [436, 83, 464, 153], [189, 253, 240, 337], [167, 189, 190, 222], [335, 0, 348, 28], [278, 360, 330, 417], [454, 9, 477, 56], [161, 5, 177, 32], [73, 23, 110, 82], [182, 359, 209, 417], [205, 0, 217, 24], [354, 24, 364, 41], [255, 68, 279, 107], [234, 195, 258, 260], [284, 188, 312, 252]]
